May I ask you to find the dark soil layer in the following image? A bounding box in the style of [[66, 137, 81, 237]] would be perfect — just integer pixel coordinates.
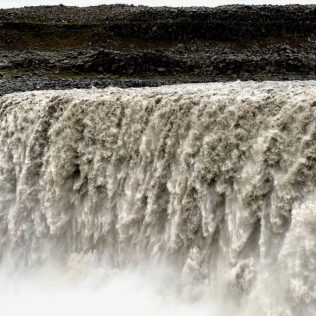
[[1, 4, 316, 94]]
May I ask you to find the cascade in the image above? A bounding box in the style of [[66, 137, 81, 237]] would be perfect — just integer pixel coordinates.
[[1, 81, 316, 315]]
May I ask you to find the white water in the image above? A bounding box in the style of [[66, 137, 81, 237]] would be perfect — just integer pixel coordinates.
[[1, 81, 316, 315], [0, 259, 234, 316]]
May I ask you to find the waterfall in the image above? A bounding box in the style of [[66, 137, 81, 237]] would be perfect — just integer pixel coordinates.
[[1, 81, 316, 315]]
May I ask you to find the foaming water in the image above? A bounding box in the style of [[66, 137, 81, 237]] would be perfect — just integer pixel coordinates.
[[1, 81, 316, 315], [0, 259, 235, 316]]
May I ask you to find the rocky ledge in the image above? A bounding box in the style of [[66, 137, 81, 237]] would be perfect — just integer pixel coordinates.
[[1, 4, 316, 94]]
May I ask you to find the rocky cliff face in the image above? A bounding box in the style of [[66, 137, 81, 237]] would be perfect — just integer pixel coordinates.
[[1, 5, 316, 39], [0, 5, 316, 93]]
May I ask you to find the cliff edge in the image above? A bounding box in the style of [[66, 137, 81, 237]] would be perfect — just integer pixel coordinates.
[[0, 4, 316, 94]]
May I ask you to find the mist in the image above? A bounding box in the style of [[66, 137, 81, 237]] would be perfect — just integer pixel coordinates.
[[1, 82, 316, 315], [0, 259, 234, 316]]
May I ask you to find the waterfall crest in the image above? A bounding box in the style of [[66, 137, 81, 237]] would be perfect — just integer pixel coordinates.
[[1, 81, 316, 315]]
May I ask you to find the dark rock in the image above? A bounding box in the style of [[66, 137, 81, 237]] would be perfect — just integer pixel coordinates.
[[0, 5, 316, 95]]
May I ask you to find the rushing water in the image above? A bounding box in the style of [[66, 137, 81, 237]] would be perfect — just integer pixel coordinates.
[[1, 81, 316, 315]]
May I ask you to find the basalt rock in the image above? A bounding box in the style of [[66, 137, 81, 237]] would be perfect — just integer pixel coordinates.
[[0, 5, 316, 93]]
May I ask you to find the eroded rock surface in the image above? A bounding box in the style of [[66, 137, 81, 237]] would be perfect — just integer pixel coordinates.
[[0, 5, 316, 93]]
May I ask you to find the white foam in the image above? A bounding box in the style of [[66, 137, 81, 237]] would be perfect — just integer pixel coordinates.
[[1, 81, 316, 315]]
